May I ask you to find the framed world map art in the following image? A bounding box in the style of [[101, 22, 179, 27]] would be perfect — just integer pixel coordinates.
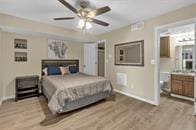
[[48, 39, 68, 59]]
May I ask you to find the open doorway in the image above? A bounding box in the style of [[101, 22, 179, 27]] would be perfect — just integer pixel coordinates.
[[83, 41, 106, 76], [155, 18, 196, 115], [159, 24, 195, 99], [98, 41, 106, 77]]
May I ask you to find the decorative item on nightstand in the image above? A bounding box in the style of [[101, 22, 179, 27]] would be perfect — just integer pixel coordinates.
[[15, 75, 39, 101]]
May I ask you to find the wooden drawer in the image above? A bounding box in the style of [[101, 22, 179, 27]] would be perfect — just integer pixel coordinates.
[[171, 74, 194, 81], [171, 74, 184, 81]]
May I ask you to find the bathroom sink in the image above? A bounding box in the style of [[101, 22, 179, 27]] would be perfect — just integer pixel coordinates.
[[173, 70, 182, 73], [172, 71, 195, 76]]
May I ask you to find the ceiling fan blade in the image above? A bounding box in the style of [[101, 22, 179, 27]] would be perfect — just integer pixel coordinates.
[[89, 6, 111, 17], [58, 0, 78, 14], [54, 17, 75, 20], [91, 19, 109, 27]]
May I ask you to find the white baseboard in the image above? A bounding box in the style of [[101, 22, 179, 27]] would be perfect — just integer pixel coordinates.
[[114, 89, 157, 106], [3, 95, 15, 101], [0, 95, 15, 106], [171, 94, 194, 102]]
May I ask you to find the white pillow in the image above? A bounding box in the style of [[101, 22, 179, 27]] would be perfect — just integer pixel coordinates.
[[43, 67, 48, 75]]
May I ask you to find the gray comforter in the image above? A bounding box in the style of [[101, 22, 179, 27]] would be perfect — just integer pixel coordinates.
[[41, 73, 113, 114]]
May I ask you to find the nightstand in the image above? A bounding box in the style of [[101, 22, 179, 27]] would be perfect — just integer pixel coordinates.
[[15, 75, 39, 101]]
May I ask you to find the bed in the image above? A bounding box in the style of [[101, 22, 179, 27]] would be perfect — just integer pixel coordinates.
[[41, 60, 113, 115]]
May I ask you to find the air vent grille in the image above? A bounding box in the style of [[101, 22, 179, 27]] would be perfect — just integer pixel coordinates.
[[131, 22, 144, 31]]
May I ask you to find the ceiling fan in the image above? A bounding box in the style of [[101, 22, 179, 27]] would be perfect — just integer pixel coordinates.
[[54, 0, 111, 30]]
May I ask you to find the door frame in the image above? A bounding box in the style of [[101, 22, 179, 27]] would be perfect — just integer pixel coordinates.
[[97, 40, 107, 77], [194, 23, 196, 115], [154, 18, 196, 108]]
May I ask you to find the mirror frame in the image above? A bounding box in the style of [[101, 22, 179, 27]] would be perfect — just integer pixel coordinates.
[[114, 40, 144, 66]]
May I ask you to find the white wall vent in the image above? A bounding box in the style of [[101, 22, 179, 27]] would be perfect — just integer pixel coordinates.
[[116, 73, 127, 86], [131, 22, 144, 31]]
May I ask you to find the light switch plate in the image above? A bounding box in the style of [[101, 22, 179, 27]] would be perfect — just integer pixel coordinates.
[[151, 59, 155, 64], [108, 54, 112, 58]]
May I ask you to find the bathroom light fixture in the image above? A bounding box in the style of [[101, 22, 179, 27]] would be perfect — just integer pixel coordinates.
[[178, 38, 195, 42]]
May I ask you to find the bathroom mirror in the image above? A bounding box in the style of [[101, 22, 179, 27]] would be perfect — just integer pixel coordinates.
[[115, 40, 144, 66], [175, 45, 195, 71]]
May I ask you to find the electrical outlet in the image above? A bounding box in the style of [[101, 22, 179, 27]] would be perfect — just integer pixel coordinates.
[[130, 84, 134, 89]]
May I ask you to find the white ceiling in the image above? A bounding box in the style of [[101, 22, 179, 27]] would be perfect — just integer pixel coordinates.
[[0, 0, 195, 35]]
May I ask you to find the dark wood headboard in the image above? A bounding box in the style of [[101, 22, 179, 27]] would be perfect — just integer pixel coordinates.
[[41, 59, 79, 75]]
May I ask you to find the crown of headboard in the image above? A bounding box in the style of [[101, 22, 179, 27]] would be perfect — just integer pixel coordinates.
[[41, 59, 79, 75]]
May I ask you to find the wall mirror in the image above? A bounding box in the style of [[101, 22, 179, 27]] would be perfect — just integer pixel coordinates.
[[175, 45, 195, 71], [115, 40, 144, 66]]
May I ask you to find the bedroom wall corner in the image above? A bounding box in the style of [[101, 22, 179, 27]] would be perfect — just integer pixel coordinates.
[[1, 31, 85, 99]]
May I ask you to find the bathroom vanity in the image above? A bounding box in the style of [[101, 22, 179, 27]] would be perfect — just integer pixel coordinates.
[[171, 73, 194, 98], [170, 42, 195, 100]]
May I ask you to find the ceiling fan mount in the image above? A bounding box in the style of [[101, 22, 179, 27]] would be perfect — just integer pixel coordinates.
[[53, 0, 111, 28], [80, 1, 89, 9]]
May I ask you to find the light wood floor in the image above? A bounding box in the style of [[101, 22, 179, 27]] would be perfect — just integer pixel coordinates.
[[0, 93, 196, 130]]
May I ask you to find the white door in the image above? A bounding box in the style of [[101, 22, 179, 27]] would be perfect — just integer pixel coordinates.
[[84, 44, 98, 75]]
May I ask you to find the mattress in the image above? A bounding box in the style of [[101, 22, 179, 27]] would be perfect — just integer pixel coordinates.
[[41, 73, 113, 114], [43, 87, 110, 114]]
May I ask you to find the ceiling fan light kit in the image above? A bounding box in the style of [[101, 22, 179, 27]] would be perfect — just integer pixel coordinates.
[[77, 19, 92, 30], [78, 19, 85, 29], [86, 22, 92, 30], [54, 0, 111, 30]]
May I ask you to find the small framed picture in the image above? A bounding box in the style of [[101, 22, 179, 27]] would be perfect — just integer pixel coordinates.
[[14, 39, 27, 49], [120, 56, 124, 61], [120, 50, 124, 55], [15, 52, 27, 62]]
